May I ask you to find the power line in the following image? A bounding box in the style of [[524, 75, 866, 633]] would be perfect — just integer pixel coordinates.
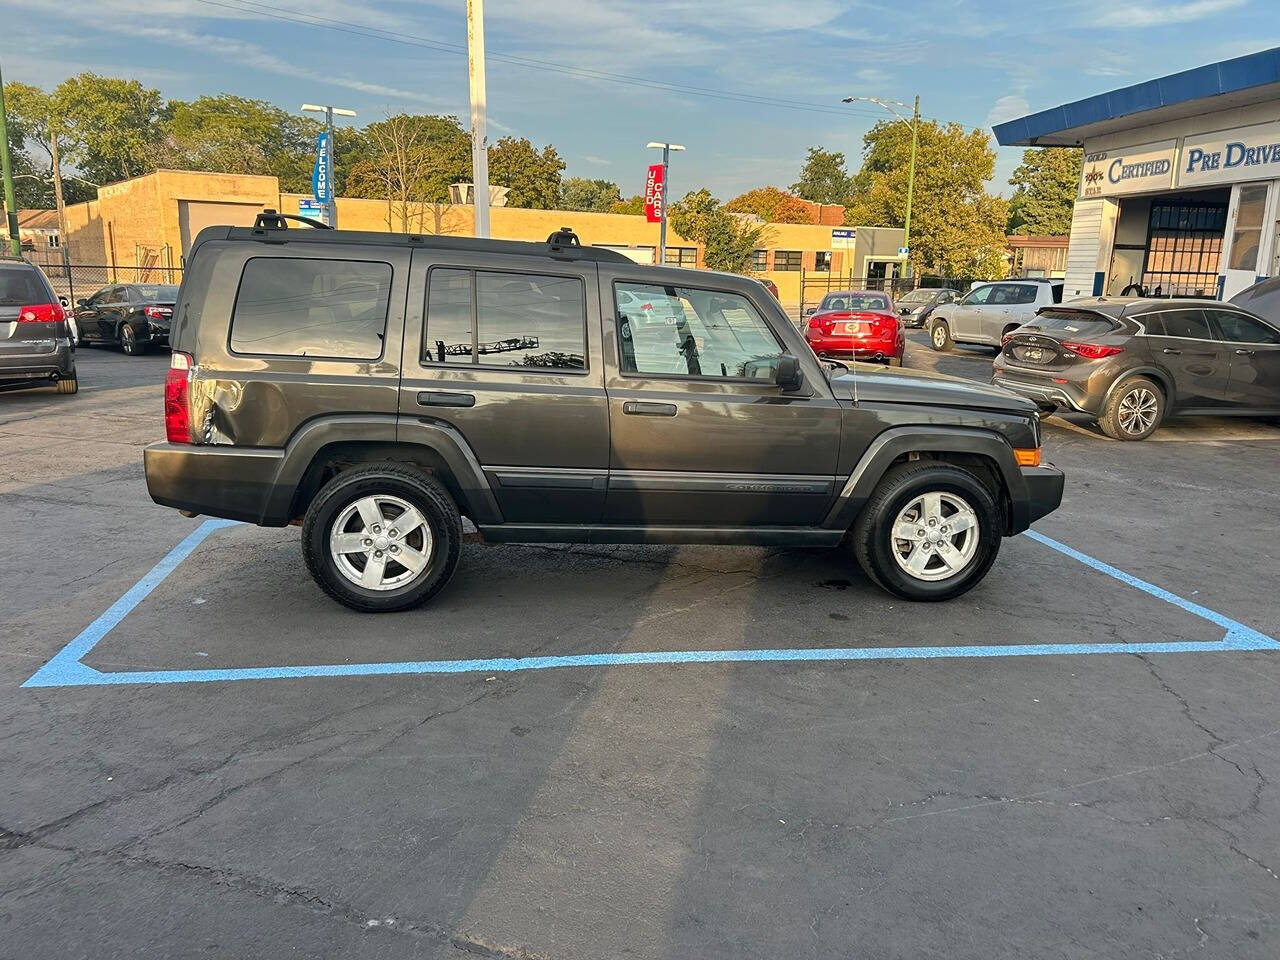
[[193, 0, 974, 127]]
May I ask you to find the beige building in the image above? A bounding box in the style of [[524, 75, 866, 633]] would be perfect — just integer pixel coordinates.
[[32, 169, 905, 308]]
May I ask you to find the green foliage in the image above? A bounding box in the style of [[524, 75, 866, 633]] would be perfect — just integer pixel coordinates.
[[790, 147, 853, 205], [3, 81, 94, 205], [159, 95, 322, 192], [845, 119, 1009, 278], [343, 114, 470, 206], [1007, 147, 1082, 235], [610, 194, 646, 215], [488, 136, 565, 208], [669, 189, 771, 274], [725, 186, 812, 223], [55, 74, 165, 184], [559, 177, 622, 212]]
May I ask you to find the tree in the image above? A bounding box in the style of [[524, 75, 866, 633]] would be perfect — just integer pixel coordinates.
[[54, 74, 165, 185], [159, 95, 321, 192], [610, 194, 646, 215], [790, 147, 853, 205], [1007, 147, 1083, 235], [488, 136, 564, 208], [844, 119, 1009, 278], [342, 114, 471, 231], [2, 81, 93, 206], [669, 189, 772, 274], [559, 177, 622, 212], [725, 186, 812, 223]]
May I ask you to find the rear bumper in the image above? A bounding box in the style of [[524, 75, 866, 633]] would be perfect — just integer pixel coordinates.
[[1016, 463, 1065, 533], [806, 334, 903, 360], [144, 442, 285, 524], [0, 341, 75, 380], [993, 373, 1101, 416]]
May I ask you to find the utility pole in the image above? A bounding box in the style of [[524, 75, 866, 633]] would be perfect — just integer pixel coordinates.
[[903, 94, 920, 263], [467, 0, 490, 238], [301, 103, 356, 228], [0, 60, 20, 257], [48, 121, 72, 290], [646, 141, 684, 265]]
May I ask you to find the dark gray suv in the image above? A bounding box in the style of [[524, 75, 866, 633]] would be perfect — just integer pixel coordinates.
[[0, 258, 77, 394], [143, 217, 1063, 612]]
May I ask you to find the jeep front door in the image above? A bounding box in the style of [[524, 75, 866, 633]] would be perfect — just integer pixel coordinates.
[[603, 275, 841, 526], [401, 252, 609, 525]]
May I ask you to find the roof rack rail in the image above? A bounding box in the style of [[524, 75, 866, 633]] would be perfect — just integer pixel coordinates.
[[253, 208, 334, 232], [547, 226, 581, 252]]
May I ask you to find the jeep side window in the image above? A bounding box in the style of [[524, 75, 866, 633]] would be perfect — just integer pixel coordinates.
[[424, 269, 587, 370], [229, 257, 392, 360], [614, 282, 782, 380]]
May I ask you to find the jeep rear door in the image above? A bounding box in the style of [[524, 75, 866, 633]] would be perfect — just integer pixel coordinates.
[[600, 270, 841, 526], [400, 250, 609, 524]]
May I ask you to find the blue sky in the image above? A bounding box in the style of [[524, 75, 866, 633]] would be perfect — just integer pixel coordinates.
[[1, 0, 1273, 198]]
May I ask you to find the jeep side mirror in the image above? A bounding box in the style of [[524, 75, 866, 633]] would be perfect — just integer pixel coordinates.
[[775, 353, 803, 392]]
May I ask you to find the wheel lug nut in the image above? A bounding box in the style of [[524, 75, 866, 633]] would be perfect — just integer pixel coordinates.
[[374, 550, 383, 558], [390, 545, 399, 553], [372, 525, 380, 533], [389, 529, 397, 538]]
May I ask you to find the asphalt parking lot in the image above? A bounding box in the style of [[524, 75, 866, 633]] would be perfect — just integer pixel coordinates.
[[3, 335, 1280, 959]]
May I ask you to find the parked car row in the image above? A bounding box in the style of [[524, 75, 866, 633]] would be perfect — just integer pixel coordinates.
[[74, 283, 177, 354]]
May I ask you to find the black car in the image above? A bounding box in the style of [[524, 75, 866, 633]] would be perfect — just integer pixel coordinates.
[[993, 298, 1280, 440], [895, 286, 959, 327], [0, 257, 77, 394], [75, 283, 178, 355]]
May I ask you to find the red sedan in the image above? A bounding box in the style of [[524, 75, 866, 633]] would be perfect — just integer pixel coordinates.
[[803, 290, 904, 366]]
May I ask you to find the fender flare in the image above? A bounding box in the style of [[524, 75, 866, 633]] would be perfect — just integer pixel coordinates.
[[262, 414, 502, 524], [1101, 366, 1175, 411], [823, 425, 1028, 533]]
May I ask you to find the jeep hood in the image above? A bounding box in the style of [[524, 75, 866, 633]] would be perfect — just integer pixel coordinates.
[[826, 363, 1035, 414]]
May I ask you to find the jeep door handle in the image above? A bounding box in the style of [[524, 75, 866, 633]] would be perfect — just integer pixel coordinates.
[[622, 401, 677, 417], [1162, 347, 1182, 355], [417, 390, 475, 408]]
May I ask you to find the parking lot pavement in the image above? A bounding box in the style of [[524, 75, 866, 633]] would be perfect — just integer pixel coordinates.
[[4, 347, 1280, 959]]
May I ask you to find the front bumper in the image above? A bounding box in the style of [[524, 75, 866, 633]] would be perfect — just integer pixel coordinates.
[[144, 442, 286, 524], [1016, 463, 1064, 532]]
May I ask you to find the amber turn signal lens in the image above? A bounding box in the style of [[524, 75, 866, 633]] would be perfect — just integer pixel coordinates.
[[1014, 448, 1041, 467]]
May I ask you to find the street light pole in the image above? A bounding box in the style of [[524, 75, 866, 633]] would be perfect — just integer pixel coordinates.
[[467, 0, 491, 239], [301, 103, 356, 228], [646, 141, 684, 265], [0, 60, 20, 257], [841, 94, 920, 275]]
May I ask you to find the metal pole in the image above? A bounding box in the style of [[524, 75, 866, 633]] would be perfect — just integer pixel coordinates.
[[467, 0, 490, 239], [326, 106, 338, 228], [49, 123, 71, 288], [658, 143, 670, 265], [0, 61, 20, 257], [903, 94, 919, 270]]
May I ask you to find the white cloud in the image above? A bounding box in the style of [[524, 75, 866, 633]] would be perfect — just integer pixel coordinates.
[[986, 94, 1030, 128], [1096, 0, 1244, 27], [582, 155, 611, 166]]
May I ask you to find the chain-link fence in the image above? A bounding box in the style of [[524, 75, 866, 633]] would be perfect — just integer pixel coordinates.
[[24, 256, 183, 305]]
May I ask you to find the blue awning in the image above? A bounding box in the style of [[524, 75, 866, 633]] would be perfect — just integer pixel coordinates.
[[994, 47, 1280, 147]]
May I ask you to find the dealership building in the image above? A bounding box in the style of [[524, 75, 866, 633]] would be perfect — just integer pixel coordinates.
[[995, 46, 1280, 302]]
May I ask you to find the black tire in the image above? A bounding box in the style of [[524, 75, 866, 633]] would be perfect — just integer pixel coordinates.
[[851, 461, 1002, 602], [302, 463, 462, 613], [56, 375, 78, 395], [1098, 376, 1163, 441], [887, 356, 903, 367], [929, 320, 953, 351], [119, 324, 144, 356]]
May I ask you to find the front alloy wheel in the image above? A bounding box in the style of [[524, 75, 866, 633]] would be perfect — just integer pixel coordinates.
[[889, 492, 980, 582]]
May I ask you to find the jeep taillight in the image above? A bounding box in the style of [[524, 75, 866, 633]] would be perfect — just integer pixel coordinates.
[[165, 352, 193, 443]]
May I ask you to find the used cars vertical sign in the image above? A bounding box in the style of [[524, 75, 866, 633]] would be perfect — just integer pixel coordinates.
[[644, 163, 664, 223]]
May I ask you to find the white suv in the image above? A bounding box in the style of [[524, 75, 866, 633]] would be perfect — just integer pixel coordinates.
[[927, 280, 1064, 351]]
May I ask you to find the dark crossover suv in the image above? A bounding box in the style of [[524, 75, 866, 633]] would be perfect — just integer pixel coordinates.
[[143, 216, 1063, 612], [993, 298, 1280, 440], [0, 257, 77, 394], [75, 283, 178, 355]]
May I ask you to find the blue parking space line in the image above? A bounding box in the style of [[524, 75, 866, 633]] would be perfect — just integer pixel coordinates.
[[21, 524, 1280, 690]]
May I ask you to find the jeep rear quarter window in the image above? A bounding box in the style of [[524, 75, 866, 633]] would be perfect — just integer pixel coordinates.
[[615, 282, 782, 380], [423, 268, 587, 370], [229, 257, 392, 359]]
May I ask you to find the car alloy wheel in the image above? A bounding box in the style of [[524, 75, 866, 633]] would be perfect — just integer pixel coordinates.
[[932, 325, 947, 348], [1117, 387, 1158, 436], [328, 494, 434, 591], [889, 491, 980, 582]]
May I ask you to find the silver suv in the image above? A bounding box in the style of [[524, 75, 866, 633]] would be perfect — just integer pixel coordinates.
[[927, 280, 1064, 352], [0, 258, 77, 394]]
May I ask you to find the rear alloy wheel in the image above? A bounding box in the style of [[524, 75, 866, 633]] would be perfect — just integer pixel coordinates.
[[929, 320, 953, 351], [852, 461, 1001, 601], [120, 324, 144, 356], [1099, 377, 1163, 440], [302, 464, 461, 613]]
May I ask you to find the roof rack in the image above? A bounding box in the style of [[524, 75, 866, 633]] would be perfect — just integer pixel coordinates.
[[546, 226, 581, 252], [252, 208, 334, 232]]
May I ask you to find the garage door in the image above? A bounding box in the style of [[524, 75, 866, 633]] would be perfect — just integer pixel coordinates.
[[178, 201, 265, 255]]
